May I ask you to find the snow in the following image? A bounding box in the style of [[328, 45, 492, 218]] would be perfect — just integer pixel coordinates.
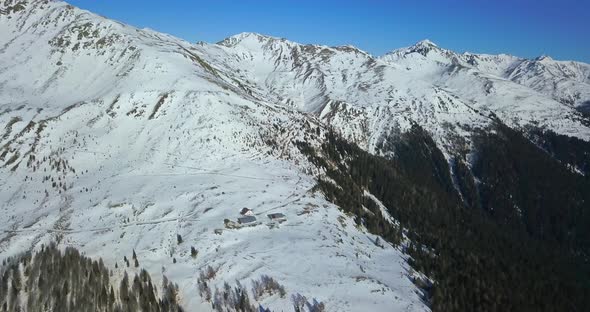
[[204, 28, 590, 162], [1, 0, 590, 311], [0, 1, 430, 311]]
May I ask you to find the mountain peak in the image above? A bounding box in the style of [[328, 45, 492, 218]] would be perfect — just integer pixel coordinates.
[[404, 39, 442, 57], [217, 32, 284, 47], [379, 39, 442, 60], [535, 55, 553, 62], [415, 39, 438, 48]]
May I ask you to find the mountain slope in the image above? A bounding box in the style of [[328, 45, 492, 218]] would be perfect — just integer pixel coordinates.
[[2, 1, 590, 311], [0, 1, 427, 311], [200, 32, 590, 161], [382, 41, 590, 110]]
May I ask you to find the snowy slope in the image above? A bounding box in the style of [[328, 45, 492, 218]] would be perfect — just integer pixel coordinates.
[[382, 41, 590, 109], [0, 1, 428, 311], [507, 56, 590, 108], [202, 32, 590, 160], [2, 0, 590, 311]]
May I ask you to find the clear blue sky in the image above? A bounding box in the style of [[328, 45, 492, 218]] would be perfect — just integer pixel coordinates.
[[67, 0, 590, 62]]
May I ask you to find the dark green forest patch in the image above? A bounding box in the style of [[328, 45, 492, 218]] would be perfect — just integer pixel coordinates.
[[0, 243, 184, 312], [298, 123, 590, 312]]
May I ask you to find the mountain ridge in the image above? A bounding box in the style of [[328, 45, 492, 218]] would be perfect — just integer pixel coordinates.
[[0, 1, 429, 310], [2, 0, 590, 311]]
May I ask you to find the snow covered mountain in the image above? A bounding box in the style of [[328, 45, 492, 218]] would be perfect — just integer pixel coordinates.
[[0, 1, 427, 311], [382, 40, 590, 111], [1, 0, 590, 311], [204, 31, 590, 160]]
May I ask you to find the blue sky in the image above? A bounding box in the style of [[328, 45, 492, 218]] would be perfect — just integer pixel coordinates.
[[67, 0, 590, 62]]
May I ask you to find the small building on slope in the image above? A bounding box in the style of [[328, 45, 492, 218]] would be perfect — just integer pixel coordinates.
[[238, 215, 257, 225], [267, 213, 287, 222]]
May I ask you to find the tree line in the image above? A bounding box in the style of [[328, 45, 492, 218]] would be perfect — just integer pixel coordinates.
[[0, 243, 183, 312], [297, 121, 590, 311]]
